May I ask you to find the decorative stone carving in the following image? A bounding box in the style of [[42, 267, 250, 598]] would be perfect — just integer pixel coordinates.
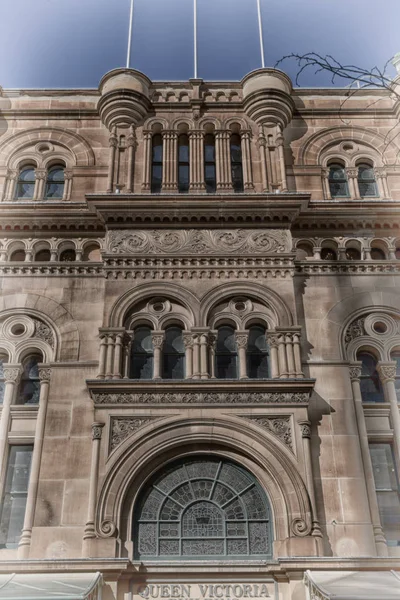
[[377, 364, 396, 382], [33, 319, 54, 349], [299, 421, 311, 439], [235, 333, 248, 349], [110, 416, 156, 450], [344, 317, 366, 346], [38, 367, 51, 383], [3, 367, 21, 383], [91, 422, 105, 440], [106, 229, 291, 255], [243, 416, 293, 450], [92, 391, 310, 405], [98, 519, 117, 538], [291, 517, 311, 537], [348, 365, 362, 381]]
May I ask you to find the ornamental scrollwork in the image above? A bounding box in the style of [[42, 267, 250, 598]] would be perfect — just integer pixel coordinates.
[[33, 319, 55, 348], [110, 416, 156, 451], [291, 517, 311, 537], [244, 416, 293, 451], [91, 422, 105, 440], [3, 367, 21, 383], [92, 391, 310, 405], [106, 229, 291, 256], [344, 317, 366, 346], [98, 519, 117, 538]]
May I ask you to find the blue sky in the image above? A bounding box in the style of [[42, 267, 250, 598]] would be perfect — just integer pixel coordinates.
[[0, 0, 398, 88]]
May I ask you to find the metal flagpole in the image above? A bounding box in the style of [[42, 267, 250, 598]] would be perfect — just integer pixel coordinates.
[[256, 0, 265, 69], [194, 0, 198, 78], [126, 0, 134, 68]]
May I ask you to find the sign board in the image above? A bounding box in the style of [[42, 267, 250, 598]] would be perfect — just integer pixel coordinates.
[[133, 583, 276, 600]]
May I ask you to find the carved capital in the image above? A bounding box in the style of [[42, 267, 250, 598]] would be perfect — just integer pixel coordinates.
[[38, 366, 51, 383], [349, 363, 362, 381], [63, 169, 73, 181], [182, 333, 194, 349], [235, 331, 249, 349], [3, 366, 22, 383], [109, 134, 118, 148], [298, 420, 311, 438], [151, 331, 165, 349], [7, 169, 18, 181], [321, 167, 330, 180], [92, 422, 105, 440], [35, 169, 47, 181], [377, 362, 397, 383], [374, 168, 387, 179], [346, 168, 358, 179], [266, 333, 279, 348]]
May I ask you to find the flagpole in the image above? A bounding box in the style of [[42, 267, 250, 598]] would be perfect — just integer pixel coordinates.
[[126, 0, 134, 68], [193, 0, 198, 78], [256, 0, 265, 69]]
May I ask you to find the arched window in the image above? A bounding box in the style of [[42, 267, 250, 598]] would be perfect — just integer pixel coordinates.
[[134, 457, 272, 560], [17, 355, 41, 405], [9, 250, 25, 262], [178, 134, 190, 193], [82, 244, 101, 261], [215, 326, 238, 379], [45, 165, 65, 199], [370, 248, 386, 260], [321, 248, 337, 260], [15, 166, 35, 199], [328, 164, 349, 198], [345, 247, 361, 260], [358, 352, 384, 403], [358, 164, 378, 198], [204, 134, 216, 193], [230, 134, 243, 193], [247, 325, 269, 379], [391, 351, 400, 403], [130, 326, 154, 380], [162, 326, 185, 379], [59, 249, 76, 262], [0, 355, 6, 404], [34, 249, 51, 262], [151, 134, 163, 193]]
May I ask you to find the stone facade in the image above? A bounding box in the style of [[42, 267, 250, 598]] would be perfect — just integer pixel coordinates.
[[0, 66, 399, 599]]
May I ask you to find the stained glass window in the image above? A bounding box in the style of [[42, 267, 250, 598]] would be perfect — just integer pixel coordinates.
[[328, 164, 349, 198], [134, 457, 272, 559]]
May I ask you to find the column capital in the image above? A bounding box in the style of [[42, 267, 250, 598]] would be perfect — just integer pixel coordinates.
[[35, 169, 47, 181], [374, 167, 387, 179], [3, 364, 22, 383], [182, 332, 194, 349], [349, 361, 362, 381], [235, 330, 249, 350], [63, 169, 73, 181], [6, 168, 18, 180], [151, 330, 165, 349], [266, 332, 279, 348], [109, 132, 118, 148], [377, 361, 397, 383], [346, 168, 358, 179], [321, 167, 330, 179], [91, 422, 105, 440], [298, 420, 311, 438], [38, 364, 52, 382]]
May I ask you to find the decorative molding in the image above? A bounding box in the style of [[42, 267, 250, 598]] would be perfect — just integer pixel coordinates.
[[91, 391, 310, 406], [0, 264, 103, 277], [91, 422, 105, 440], [296, 263, 400, 275], [344, 317, 366, 346], [241, 415, 293, 451], [38, 367, 51, 383], [298, 420, 311, 439], [377, 363, 397, 383], [291, 517, 311, 537], [348, 365, 362, 381], [33, 319, 55, 349], [3, 366, 21, 383], [110, 416, 159, 451], [106, 229, 292, 256]]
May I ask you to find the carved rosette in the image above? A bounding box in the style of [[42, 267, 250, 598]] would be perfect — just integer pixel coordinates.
[[91, 422, 105, 440]]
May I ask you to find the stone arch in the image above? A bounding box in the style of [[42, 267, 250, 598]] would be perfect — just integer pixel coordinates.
[[223, 116, 251, 131], [96, 416, 313, 553], [197, 115, 222, 130], [298, 126, 400, 166], [107, 282, 200, 327], [171, 117, 192, 130], [199, 282, 293, 328], [143, 117, 169, 130], [0, 127, 95, 167], [315, 291, 400, 361], [0, 294, 79, 361]]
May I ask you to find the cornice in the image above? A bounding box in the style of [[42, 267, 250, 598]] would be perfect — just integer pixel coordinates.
[[0, 203, 103, 232], [0, 262, 104, 277], [86, 193, 311, 228], [295, 260, 400, 275]]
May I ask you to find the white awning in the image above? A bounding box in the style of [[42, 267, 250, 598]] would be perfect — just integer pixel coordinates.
[[304, 570, 400, 600], [0, 573, 102, 600]]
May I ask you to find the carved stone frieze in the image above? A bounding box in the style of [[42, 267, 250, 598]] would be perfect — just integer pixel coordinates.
[[92, 391, 310, 405], [344, 317, 366, 346], [106, 229, 292, 255], [242, 415, 293, 450], [110, 416, 158, 451], [33, 319, 55, 349]]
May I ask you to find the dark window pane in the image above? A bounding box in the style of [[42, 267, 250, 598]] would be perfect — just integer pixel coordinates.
[[0, 446, 33, 547], [19, 168, 35, 182], [204, 143, 215, 162], [162, 327, 185, 379], [151, 165, 162, 193], [359, 182, 377, 197], [152, 135, 163, 162], [45, 182, 64, 199], [329, 165, 349, 197], [178, 166, 189, 192], [358, 352, 384, 402], [370, 444, 400, 545], [17, 356, 41, 405], [131, 327, 154, 380], [370, 248, 385, 260], [247, 326, 269, 379], [47, 167, 64, 182], [16, 183, 35, 199], [216, 327, 238, 379]]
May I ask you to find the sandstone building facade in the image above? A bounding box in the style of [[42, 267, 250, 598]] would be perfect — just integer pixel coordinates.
[[0, 65, 399, 599]]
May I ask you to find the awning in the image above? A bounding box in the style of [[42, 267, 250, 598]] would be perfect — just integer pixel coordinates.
[[0, 573, 102, 600], [304, 570, 400, 600]]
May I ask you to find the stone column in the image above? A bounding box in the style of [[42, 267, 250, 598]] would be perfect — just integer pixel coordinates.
[[349, 363, 388, 556], [298, 421, 323, 546], [106, 128, 118, 193], [192, 334, 201, 380], [97, 333, 108, 379], [266, 334, 279, 378], [200, 333, 209, 380], [126, 127, 137, 193], [292, 330, 304, 378], [240, 131, 254, 191], [183, 333, 194, 379], [162, 131, 178, 192], [377, 362, 400, 470], [34, 169, 46, 200], [189, 130, 206, 192], [277, 333, 288, 378], [215, 130, 233, 192], [113, 332, 124, 379], [208, 333, 217, 379], [141, 130, 152, 192], [258, 133, 269, 192], [375, 168, 389, 198], [235, 331, 249, 380], [18, 365, 51, 558], [123, 335, 132, 379], [285, 333, 296, 378], [4, 169, 18, 201], [105, 334, 115, 380], [63, 170, 73, 200], [0, 366, 21, 492], [151, 331, 165, 380], [276, 126, 288, 192], [313, 246, 321, 260], [321, 168, 332, 200], [82, 422, 105, 557], [347, 168, 360, 200]]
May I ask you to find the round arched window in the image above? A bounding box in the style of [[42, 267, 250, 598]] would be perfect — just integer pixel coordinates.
[[134, 457, 272, 560]]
